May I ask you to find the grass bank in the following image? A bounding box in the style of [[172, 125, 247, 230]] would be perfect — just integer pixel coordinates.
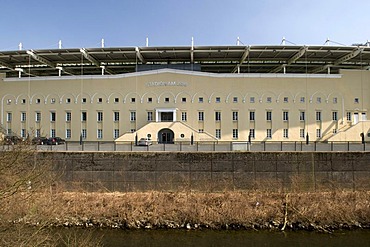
[[4, 189, 370, 232]]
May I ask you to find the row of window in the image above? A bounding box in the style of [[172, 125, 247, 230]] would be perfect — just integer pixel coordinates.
[[7, 111, 129, 122], [8, 128, 119, 140], [6, 110, 347, 123], [5, 96, 361, 105]]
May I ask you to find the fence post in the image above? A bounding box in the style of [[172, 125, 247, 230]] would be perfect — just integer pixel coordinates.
[[280, 141, 283, 151], [98, 141, 100, 151], [347, 141, 350, 151], [331, 141, 333, 151]]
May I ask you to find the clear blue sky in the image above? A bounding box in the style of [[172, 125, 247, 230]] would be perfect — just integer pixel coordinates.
[[1, 0, 370, 50]]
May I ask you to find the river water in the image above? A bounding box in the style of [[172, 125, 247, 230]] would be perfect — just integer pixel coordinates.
[[61, 228, 370, 247]]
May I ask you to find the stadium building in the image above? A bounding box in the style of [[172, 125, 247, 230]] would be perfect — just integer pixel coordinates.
[[0, 44, 370, 143]]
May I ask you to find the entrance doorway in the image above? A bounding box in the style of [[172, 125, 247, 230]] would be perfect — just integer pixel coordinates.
[[160, 112, 173, 122], [158, 128, 174, 144]]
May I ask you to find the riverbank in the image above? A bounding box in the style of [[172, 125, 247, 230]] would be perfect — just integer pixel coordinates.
[[4, 190, 370, 232]]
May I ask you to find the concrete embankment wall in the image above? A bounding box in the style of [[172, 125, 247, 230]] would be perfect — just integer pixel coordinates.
[[37, 152, 370, 192]]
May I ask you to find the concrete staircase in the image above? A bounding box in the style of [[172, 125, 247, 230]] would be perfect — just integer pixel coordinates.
[[327, 121, 370, 142], [115, 121, 217, 143]]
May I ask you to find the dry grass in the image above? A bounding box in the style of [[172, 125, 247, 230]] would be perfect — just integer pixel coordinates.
[[4, 188, 369, 231]]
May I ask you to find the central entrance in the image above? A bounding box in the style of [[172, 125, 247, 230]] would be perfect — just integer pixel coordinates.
[[160, 112, 173, 122], [155, 108, 177, 122], [158, 128, 174, 144]]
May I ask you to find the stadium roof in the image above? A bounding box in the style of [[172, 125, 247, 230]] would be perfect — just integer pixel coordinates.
[[1, 45, 370, 78]]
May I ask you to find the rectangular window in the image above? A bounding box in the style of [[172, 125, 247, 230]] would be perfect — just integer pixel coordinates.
[[232, 111, 238, 121], [114, 129, 120, 139], [165, 97, 170, 103], [50, 112, 56, 122], [317, 97, 321, 103], [130, 111, 136, 121], [6, 112, 12, 122], [332, 111, 338, 121], [250, 111, 255, 121], [283, 97, 288, 103], [21, 112, 26, 122], [333, 97, 337, 104], [36, 129, 40, 138], [35, 112, 41, 122], [198, 97, 204, 103], [66, 129, 71, 139], [97, 129, 103, 139], [267, 97, 272, 103], [316, 129, 321, 138], [21, 99, 26, 104], [21, 129, 26, 138], [82, 129, 87, 139], [300, 97, 305, 103], [148, 97, 153, 103], [114, 111, 120, 122], [250, 97, 255, 103], [249, 129, 255, 139], [300, 129, 305, 138], [266, 111, 272, 121], [36, 98, 41, 104], [215, 129, 221, 139], [131, 97, 136, 103], [181, 97, 187, 103], [283, 111, 289, 121], [66, 98, 71, 104], [97, 111, 103, 122], [316, 111, 321, 121], [283, 129, 289, 138], [354, 98, 359, 104], [147, 111, 153, 121], [346, 112, 351, 121], [50, 129, 56, 138], [181, 112, 187, 121], [232, 129, 238, 139], [300, 111, 305, 121], [98, 97, 103, 103], [114, 97, 119, 103], [198, 111, 204, 121], [215, 111, 221, 121], [233, 97, 238, 103], [81, 111, 87, 122], [65, 112, 71, 122], [82, 98, 87, 103], [215, 97, 221, 103], [266, 129, 272, 139]]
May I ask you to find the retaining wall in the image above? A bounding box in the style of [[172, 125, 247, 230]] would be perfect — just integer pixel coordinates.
[[37, 152, 370, 192]]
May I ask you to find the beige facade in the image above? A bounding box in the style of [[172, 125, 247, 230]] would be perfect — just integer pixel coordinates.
[[0, 68, 369, 143]]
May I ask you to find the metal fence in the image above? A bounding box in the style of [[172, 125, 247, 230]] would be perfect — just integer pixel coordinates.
[[6, 141, 369, 152]]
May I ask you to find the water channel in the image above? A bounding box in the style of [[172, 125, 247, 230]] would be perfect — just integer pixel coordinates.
[[60, 228, 370, 247]]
